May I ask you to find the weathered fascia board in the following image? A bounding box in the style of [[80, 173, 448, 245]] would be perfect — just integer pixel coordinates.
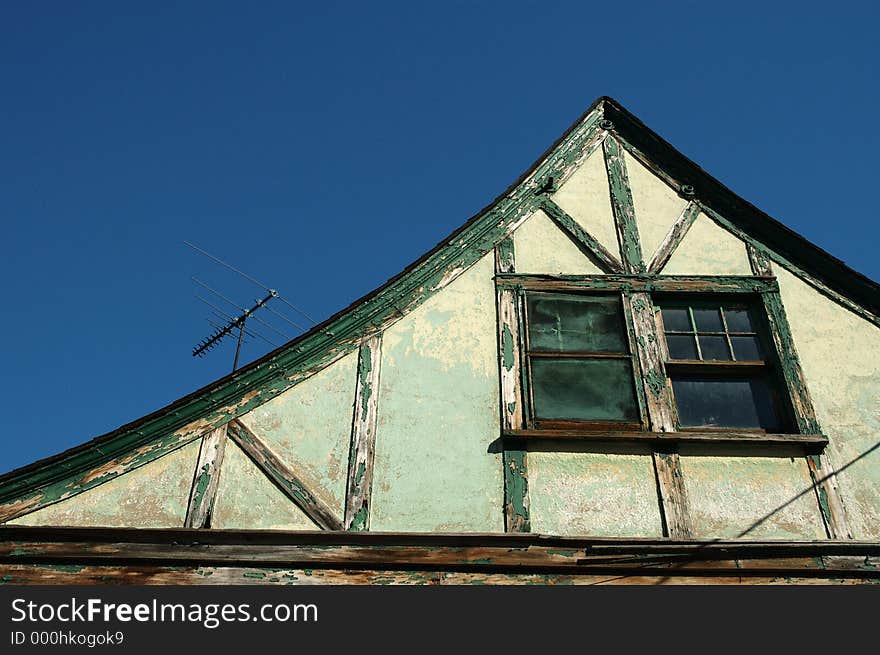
[[698, 202, 880, 329], [603, 135, 645, 273], [494, 237, 530, 533], [503, 430, 828, 451], [761, 290, 853, 540], [607, 124, 880, 328], [537, 198, 624, 273], [646, 201, 701, 274], [0, 103, 611, 516], [626, 291, 692, 539], [227, 420, 343, 532], [184, 425, 228, 529], [496, 274, 777, 295], [344, 334, 382, 531]]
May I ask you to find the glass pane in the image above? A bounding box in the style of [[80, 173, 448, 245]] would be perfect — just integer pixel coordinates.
[[531, 358, 638, 422], [693, 307, 724, 332], [731, 335, 763, 361], [672, 376, 781, 430], [527, 294, 626, 353], [661, 307, 692, 332], [698, 335, 731, 361], [666, 334, 698, 360], [724, 308, 754, 333]]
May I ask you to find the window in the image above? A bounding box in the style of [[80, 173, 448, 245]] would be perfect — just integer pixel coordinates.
[[658, 299, 788, 432], [523, 292, 641, 430]]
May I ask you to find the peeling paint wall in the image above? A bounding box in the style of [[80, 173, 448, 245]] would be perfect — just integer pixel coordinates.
[[550, 148, 619, 259], [370, 255, 504, 532], [514, 209, 602, 275], [662, 213, 751, 275], [623, 150, 689, 262], [680, 452, 826, 539], [237, 350, 357, 518], [776, 267, 880, 539], [528, 449, 663, 537], [9, 441, 199, 528], [211, 441, 317, 530]]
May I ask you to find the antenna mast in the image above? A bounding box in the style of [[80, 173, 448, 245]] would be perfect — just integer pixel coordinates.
[[192, 290, 277, 371]]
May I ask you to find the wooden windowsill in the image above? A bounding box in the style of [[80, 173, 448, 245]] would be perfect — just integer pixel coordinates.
[[503, 429, 828, 451]]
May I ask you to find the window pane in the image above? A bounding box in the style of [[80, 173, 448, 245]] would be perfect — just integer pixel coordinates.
[[731, 335, 763, 361], [527, 294, 626, 353], [672, 376, 781, 430], [531, 358, 638, 422], [666, 334, 698, 360], [693, 307, 724, 332], [724, 308, 754, 333], [698, 335, 731, 361], [661, 307, 691, 332]]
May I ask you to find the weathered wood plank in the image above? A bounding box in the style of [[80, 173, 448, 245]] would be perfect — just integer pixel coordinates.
[[747, 243, 773, 276], [2, 564, 873, 585], [761, 290, 852, 539], [494, 237, 530, 532], [626, 291, 692, 538], [496, 274, 777, 295], [603, 135, 644, 273], [184, 425, 228, 529], [227, 420, 343, 531], [646, 201, 700, 273], [344, 335, 382, 531], [539, 198, 624, 273]]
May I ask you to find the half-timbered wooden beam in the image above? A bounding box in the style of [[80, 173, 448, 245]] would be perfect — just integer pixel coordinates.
[[627, 292, 692, 539], [647, 201, 700, 274], [344, 335, 382, 531], [747, 243, 774, 277], [227, 420, 343, 531], [494, 237, 530, 532], [496, 274, 778, 295], [184, 425, 228, 529], [539, 198, 624, 273], [603, 135, 645, 273], [761, 291, 852, 539]]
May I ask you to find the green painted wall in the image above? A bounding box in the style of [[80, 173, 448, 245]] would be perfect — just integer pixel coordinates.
[[550, 147, 620, 261], [528, 448, 663, 536], [776, 267, 880, 539], [662, 213, 751, 275], [9, 440, 199, 528], [370, 254, 504, 532], [211, 441, 318, 530], [623, 150, 689, 263], [237, 350, 357, 517], [680, 452, 826, 539], [514, 208, 602, 275]]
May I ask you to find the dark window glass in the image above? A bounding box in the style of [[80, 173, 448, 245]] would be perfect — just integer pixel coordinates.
[[666, 334, 698, 360], [659, 298, 786, 431], [531, 358, 639, 422], [724, 308, 754, 333], [698, 335, 731, 361], [671, 376, 781, 431], [731, 335, 762, 361], [693, 308, 724, 332], [527, 294, 626, 353], [660, 307, 691, 332]]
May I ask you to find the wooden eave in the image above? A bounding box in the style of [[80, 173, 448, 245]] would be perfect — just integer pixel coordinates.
[[1, 526, 878, 584], [2, 96, 879, 512]]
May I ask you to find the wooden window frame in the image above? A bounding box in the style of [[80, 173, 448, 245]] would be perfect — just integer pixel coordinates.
[[520, 290, 646, 432], [498, 274, 827, 451]]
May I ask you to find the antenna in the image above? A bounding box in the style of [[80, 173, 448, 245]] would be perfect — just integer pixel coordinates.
[[186, 241, 314, 372]]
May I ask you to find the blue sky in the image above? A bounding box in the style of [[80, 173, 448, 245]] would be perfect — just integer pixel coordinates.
[[2, 1, 878, 474]]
